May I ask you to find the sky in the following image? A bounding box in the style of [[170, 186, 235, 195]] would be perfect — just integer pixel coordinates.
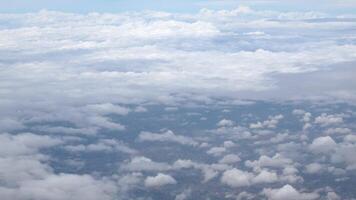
[[1, 0, 356, 14], [0, 1, 356, 200]]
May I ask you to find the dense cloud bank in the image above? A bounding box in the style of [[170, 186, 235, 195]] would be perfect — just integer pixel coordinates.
[[0, 5, 356, 200]]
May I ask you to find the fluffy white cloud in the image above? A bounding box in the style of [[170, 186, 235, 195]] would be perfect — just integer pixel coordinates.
[[221, 168, 253, 187], [121, 156, 172, 172], [64, 139, 136, 154], [249, 115, 284, 129], [144, 173, 177, 188], [0, 132, 117, 200], [207, 146, 226, 156], [245, 153, 293, 169], [0, 133, 62, 156], [217, 119, 234, 127], [6, 174, 116, 200], [1, 8, 356, 138], [219, 154, 241, 164], [263, 184, 319, 200], [325, 127, 351, 135], [305, 163, 324, 174], [252, 170, 278, 184], [138, 130, 198, 146], [309, 136, 337, 154], [314, 113, 343, 126]]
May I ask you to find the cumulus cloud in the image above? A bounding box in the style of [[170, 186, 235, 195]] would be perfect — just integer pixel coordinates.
[[245, 153, 293, 169], [263, 184, 319, 200], [217, 119, 234, 127], [305, 163, 324, 174], [314, 113, 343, 126], [0, 132, 117, 200], [219, 154, 241, 164], [309, 136, 337, 154], [249, 115, 284, 129], [207, 146, 227, 156], [253, 169, 278, 184], [4, 174, 116, 200], [138, 130, 198, 146], [121, 156, 172, 172], [144, 173, 177, 188], [221, 168, 281, 188], [1, 7, 356, 140], [63, 139, 137, 154], [221, 168, 253, 187]]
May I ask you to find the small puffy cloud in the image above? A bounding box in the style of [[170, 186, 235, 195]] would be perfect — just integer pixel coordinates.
[[144, 173, 177, 188], [121, 156, 171, 172], [326, 191, 341, 200], [292, 109, 312, 123], [314, 113, 343, 126], [138, 130, 198, 146], [64, 139, 136, 154], [292, 109, 306, 115], [207, 147, 226, 156], [87, 116, 125, 131], [263, 184, 319, 200], [252, 170, 278, 184], [245, 153, 293, 169], [217, 119, 234, 127], [305, 163, 324, 174], [219, 154, 241, 164], [175, 189, 192, 200], [309, 136, 337, 154], [85, 103, 130, 116], [221, 168, 253, 187], [250, 115, 284, 129], [325, 127, 351, 135], [223, 140, 235, 148]]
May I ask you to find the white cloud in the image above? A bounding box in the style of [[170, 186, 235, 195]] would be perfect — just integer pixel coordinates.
[[144, 173, 177, 188], [217, 119, 234, 127], [0, 133, 62, 157], [0, 133, 117, 200], [207, 146, 226, 156], [175, 189, 192, 200], [263, 184, 319, 200], [325, 127, 351, 135], [85, 103, 130, 116], [1, 8, 356, 138], [138, 130, 198, 146], [305, 163, 324, 174], [249, 115, 283, 129], [314, 113, 343, 126], [219, 154, 241, 164], [64, 139, 136, 154], [245, 153, 293, 169], [326, 191, 341, 200], [121, 156, 172, 172], [252, 169, 278, 184], [309, 136, 337, 154], [221, 168, 253, 187]]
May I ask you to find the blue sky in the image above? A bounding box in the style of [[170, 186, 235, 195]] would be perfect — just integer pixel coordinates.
[[1, 0, 356, 14]]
